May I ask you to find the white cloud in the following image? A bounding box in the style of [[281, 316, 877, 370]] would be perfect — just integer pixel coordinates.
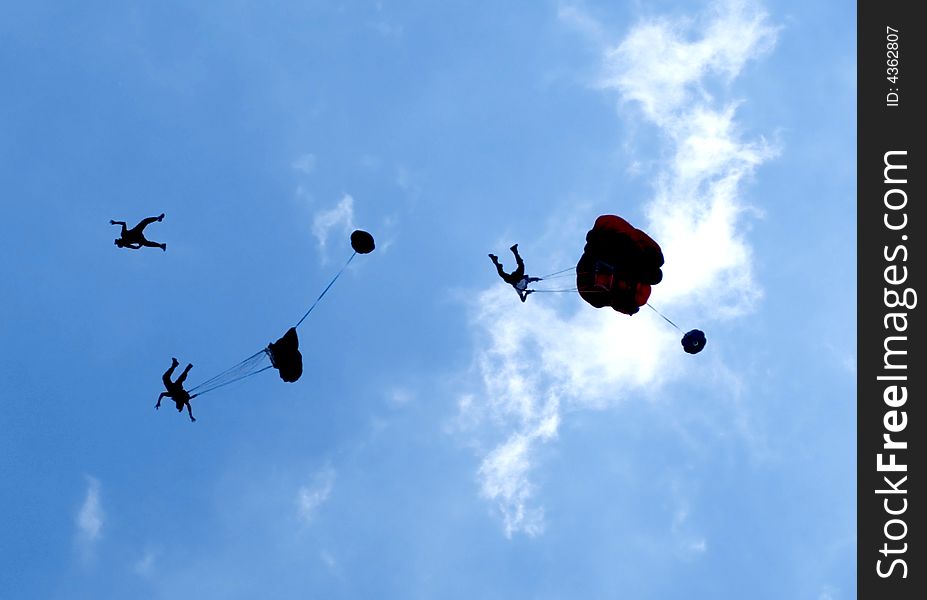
[[386, 386, 414, 408], [134, 550, 158, 578], [75, 476, 104, 561], [293, 153, 317, 175], [312, 195, 356, 253], [818, 585, 840, 600], [297, 464, 336, 523], [462, 289, 680, 536], [557, 3, 607, 45], [370, 20, 403, 38], [600, 0, 778, 126], [395, 165, 422, 200], [463, 1, 778, 536]]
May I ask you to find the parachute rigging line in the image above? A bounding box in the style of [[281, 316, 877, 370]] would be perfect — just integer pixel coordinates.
[[646, 302, 681, 331], [295, 252, 356, 328], [537, 267, 575, 279], [190, 365, 274, 399], [187, 350, 273, 398]]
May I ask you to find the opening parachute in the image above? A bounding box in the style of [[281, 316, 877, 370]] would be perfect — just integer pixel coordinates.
[[186, 229, 374, 400], [493, 215, 706, 354], [576, 215, 664, 315], [267, 327, 302, 382]]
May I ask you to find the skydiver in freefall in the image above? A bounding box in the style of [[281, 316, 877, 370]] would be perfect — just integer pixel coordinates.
[[111, 213, 167, 251], [488, 244, 541, 302], [156, 358, 196, 422]]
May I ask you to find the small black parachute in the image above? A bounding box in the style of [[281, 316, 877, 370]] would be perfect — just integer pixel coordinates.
[[267, 327, 303, 382], [681, 329, 707, 354], [351, 230, 375, 254]]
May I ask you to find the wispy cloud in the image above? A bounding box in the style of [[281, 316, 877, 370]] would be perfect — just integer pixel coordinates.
[[478, 418, 558, 537], [599, 0, 778, 126], [461, 289, 677, 536], [75, 476, 104, 561], [292, 153, 317, 175], [134, 549, 158, 578], [818, 585, 840, 600], [297, 464, 336, 523], [312, 195, 356, 255], [464, 0, 779, 537], [557, 3, 607, 46]]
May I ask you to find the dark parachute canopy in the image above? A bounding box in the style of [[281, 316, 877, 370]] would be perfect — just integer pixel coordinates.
[[351, 230, 375, 254], [267, 327, 302, 382], [681, 329, 706, 354], [186, 230, 375, 400], [576, 215, 664, 315]]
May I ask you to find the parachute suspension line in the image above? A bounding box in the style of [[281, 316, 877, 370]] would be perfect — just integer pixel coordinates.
[[190, 365, 274, 399], [537, 267, 575, 279], [529, 288, 579, 293], [647, 303, 681, 332], [295, 252, 357, 328], [188, 349, 268, 393]]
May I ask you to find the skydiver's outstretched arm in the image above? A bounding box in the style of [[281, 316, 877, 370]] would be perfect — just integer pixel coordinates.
[[110, 221, 128, 235], [156, 392, 167, 409], [526, 276, 542, 283], [186, 402, 196, 422]]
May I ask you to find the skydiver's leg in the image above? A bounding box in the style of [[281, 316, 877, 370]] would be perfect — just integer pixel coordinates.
[[139, 239, 167, 251], [162, 359, 179, 388], [186, 402, 196, 422], [511, 248, 525, 268], [175, 363, 193, 386], [135, 215, 164, 231], [489, 255, 510, 280], [509, 246, 525, 279]]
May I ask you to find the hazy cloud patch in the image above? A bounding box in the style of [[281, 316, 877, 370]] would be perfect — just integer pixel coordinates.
[[75, 476, 104, 563], [312, 195, 356, 255], [297, 464, 336, 523]]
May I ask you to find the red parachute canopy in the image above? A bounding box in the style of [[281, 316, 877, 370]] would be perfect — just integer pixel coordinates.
[[576, 215, 664, 315]]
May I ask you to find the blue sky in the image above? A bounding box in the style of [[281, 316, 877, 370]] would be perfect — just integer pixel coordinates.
[[1, 1, 855, 598]]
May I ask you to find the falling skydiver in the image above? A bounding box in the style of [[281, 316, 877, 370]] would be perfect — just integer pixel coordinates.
[[489, 244, 541, 302], [156, 358, 196, 422], [111, 213, 167, 251]]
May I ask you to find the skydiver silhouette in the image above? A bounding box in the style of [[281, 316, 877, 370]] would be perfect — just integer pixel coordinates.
[[156, 358, 196, 422], [111, 213, 167, 251], [489, 244, 541, 302]]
